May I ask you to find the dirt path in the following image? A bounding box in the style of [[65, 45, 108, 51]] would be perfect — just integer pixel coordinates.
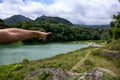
[[71, 48, 117, 77], [96, 67, 117, 77], [71, 49, 93, 71]]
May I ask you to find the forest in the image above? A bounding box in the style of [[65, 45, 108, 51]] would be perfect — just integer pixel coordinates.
[[0, 15, 110, 44]]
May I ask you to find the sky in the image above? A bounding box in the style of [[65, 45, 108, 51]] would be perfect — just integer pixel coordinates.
[[0, 0, 120, 25]]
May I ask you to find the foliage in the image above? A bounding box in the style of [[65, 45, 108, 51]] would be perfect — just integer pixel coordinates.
[[12, 64, 23, 71], [0, 19, 5, 28], [84, 59, 94, 66], [38, 71, 52, 80], [106, 38, 120, 51], [22, 58, 29, 64], [34, 15, 73, 26], [83, 59, 95, 71], [110, 12, 120, 40], [3, 15, 110, 44]]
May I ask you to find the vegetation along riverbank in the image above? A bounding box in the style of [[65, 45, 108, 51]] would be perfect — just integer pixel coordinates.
[[0, 39, 120, 80]]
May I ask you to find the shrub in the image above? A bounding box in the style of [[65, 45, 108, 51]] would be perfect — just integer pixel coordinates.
[[106, 39, 120, 51], [92, 50, 100, 56], [84, 59, 94, 66], [84, 59, 95, 70], [12, 64, 23, 71], [22, 58, 29, 64]]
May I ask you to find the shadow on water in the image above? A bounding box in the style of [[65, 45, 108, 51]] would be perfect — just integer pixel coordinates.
[[0, 42, 24, 49]]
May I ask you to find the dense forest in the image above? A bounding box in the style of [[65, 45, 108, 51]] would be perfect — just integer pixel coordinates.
[[0, 15, 110, 44]]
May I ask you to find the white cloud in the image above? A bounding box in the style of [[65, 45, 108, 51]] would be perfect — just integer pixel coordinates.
[[0, 0, 120, 25]]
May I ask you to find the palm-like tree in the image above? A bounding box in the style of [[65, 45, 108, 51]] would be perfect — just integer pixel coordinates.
[[110, 13, 120, 39]]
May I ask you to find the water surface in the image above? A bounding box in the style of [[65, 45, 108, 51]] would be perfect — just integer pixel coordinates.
[[0, 43, 89, 65]]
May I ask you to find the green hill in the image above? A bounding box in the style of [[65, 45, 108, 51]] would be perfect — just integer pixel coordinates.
[[3, 15, 73, 26], [34, 15, 73, 25], [4, 15, 32, 24]]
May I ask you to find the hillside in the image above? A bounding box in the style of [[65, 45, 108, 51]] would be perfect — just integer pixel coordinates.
[[3, 15, 73, 26], [34, 15, 73, 25], [0, 40, 120, 80], [4, 15, 31, 24], [3, 15, 110, 28]]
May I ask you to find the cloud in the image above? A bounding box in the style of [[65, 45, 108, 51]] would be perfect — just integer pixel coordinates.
[[31, 0, 54, 5], [0, 0, 120, 25]]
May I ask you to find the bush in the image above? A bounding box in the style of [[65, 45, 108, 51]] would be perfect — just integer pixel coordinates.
[[12, 64, 23, 71], [22, 58, 29, 64], [84, 59, 95, 70], [106, 39, 120, 51], [84, 59, 94, 66], [92, 49, 101, 56]]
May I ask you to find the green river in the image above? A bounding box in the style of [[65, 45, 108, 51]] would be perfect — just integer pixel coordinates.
[[0, 43, 90, 65]]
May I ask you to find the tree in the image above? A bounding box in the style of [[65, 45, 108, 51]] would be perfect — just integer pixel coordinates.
[[110, 13, 120, 39], [0, 19, 5, 26], [0, 19, 5, 28]]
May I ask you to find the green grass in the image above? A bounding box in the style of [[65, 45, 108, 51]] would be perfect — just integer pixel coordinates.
[[0, 39, 120, 80], [102, 71, 120, 80], [0, 47, 93, 80]]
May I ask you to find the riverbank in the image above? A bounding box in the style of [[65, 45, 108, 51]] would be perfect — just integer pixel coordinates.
[[0, 40, 120, 80], [0, 46, 120, 80]]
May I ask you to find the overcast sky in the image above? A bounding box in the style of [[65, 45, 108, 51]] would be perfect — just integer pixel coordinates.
[[0, 0, 120, 25]]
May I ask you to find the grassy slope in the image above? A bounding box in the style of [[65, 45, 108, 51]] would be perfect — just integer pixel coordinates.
[[0, 47, 90, 79], [0, 40, 120, 80]]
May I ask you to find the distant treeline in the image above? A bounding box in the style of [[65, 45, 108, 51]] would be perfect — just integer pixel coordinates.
[[5, 23, 110, 44], [0, 15, 110, 44]]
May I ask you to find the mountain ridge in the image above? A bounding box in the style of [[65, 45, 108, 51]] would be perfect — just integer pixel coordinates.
[[3, 15, 109, 28], [4, 15, 32, 23], [34, 15, 73, 25], [3, 15, 73, 26]]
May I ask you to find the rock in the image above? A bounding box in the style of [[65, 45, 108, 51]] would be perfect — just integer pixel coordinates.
[[24, 68, 103, 80], [78, 76, 85, 80], [24, 68, 74, 80], [78, 69, 103, 80]]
